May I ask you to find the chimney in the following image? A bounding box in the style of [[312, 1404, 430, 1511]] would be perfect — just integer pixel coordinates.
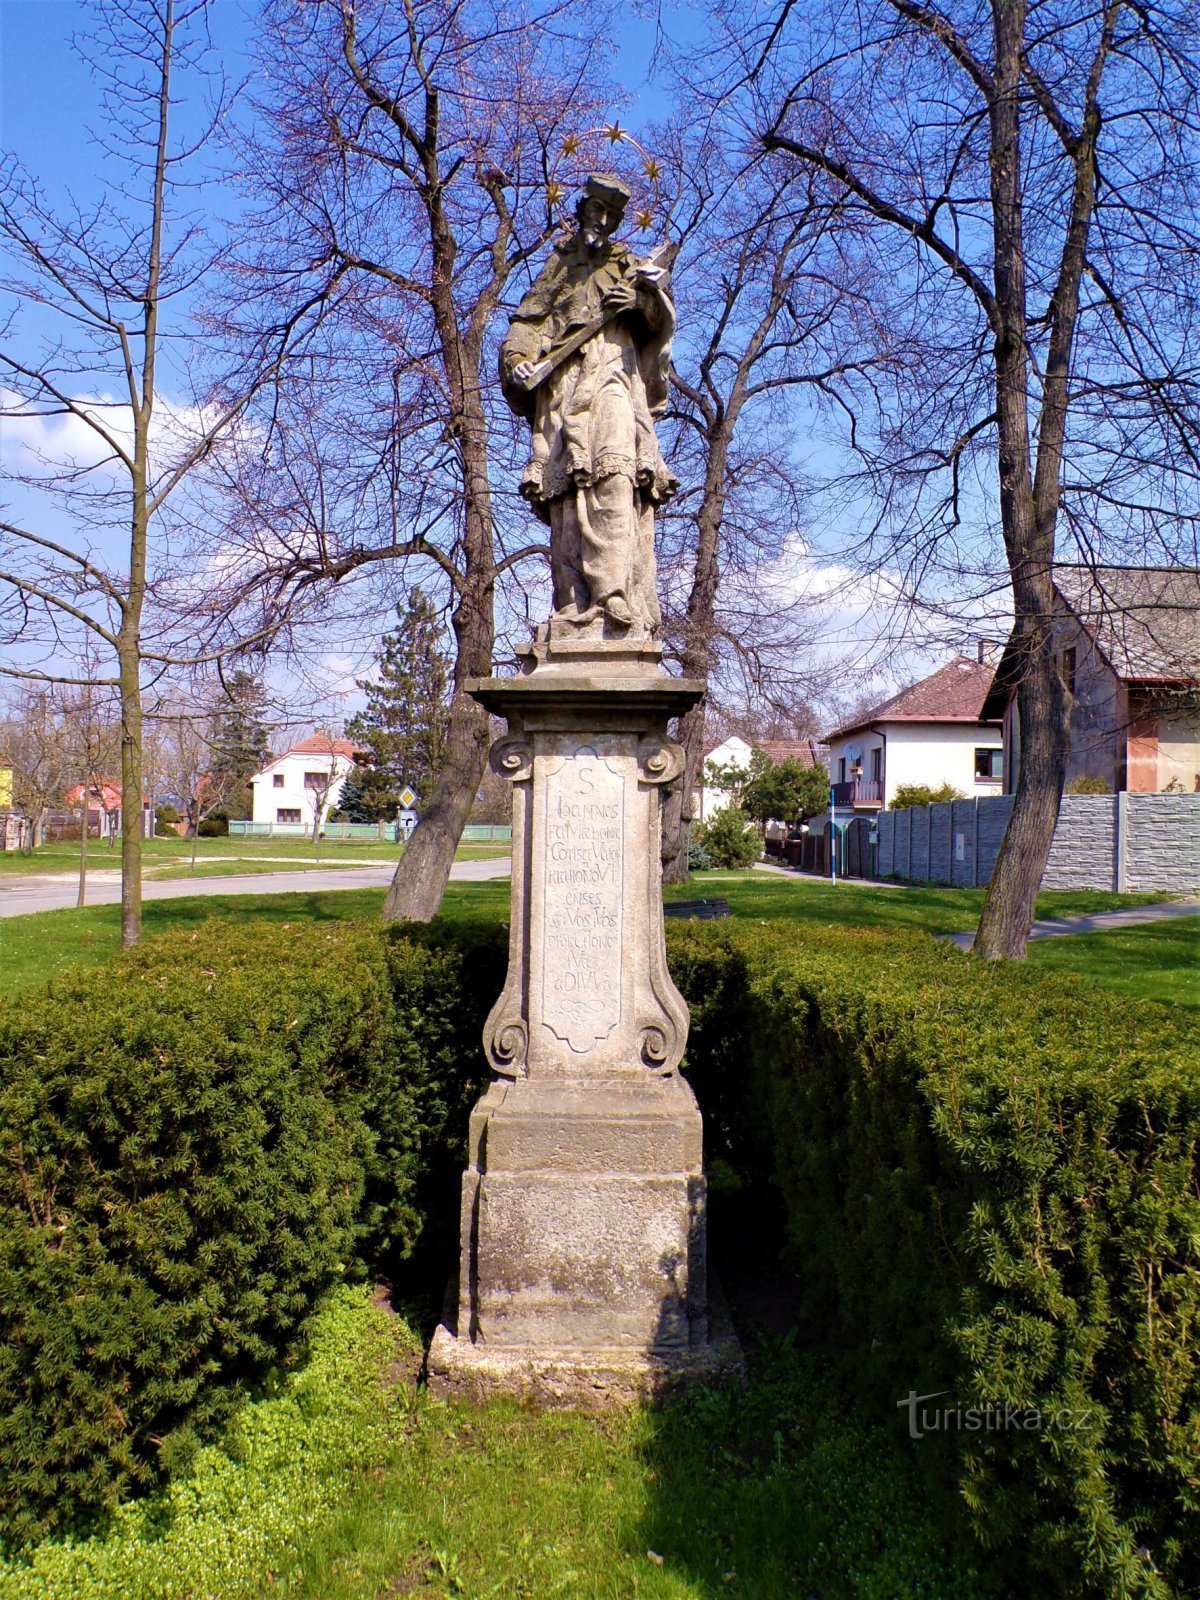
[[976, 639, 998, 667]]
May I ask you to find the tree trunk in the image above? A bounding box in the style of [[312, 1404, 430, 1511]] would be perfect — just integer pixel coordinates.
[[662, 699, 705, 884], [378, 155, 499, 923], [384, 391, 495, 921], [662, 426, 728, 883], [118, 641, 143, 948], [383, 685, 490, 922], [76, 802, 88, 908], [973, 602, 1068, 958]]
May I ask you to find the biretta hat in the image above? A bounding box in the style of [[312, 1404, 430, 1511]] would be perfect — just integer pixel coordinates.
[[580, 172, 631, 213]]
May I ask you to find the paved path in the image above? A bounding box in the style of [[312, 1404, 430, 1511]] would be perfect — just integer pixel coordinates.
[[0, 856, 512, 919], [753, 861, 904, 888], [942, 899, 1200, 950]]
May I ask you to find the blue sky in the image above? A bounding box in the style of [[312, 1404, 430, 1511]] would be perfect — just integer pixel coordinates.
[[1, 0, 256, 188], [0, 0, 966, 727]]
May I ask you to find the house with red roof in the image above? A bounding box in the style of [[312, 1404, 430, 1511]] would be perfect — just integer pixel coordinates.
[[248, 734, 367, 833], [823, 655, 1003, 815], [61, 780, 154, 839]]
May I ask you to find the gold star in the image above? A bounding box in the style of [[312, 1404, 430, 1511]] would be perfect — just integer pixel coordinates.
[[561, 133, 580, 156], [636, 208, 654, 231], [546, 181, 563, 206], [605, 121, 625, 145], [643, 158, 661, 183]]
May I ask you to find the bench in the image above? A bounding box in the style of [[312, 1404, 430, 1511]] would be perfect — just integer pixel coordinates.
[[662, 897, 732, 921]]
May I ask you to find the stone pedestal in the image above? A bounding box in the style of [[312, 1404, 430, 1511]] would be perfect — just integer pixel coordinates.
[[427, 625, 742, 1407]]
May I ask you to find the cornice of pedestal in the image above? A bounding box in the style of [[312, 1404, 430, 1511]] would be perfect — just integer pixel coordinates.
[[465, 671, 705, 727]]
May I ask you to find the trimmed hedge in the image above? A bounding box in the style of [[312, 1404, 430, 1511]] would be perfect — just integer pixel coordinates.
[[4, 903, 1196, 1597], [0, 921, 496, 1548], [666, 920, 1200, 1600]]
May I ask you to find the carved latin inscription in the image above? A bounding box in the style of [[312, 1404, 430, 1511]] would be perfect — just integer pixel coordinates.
[[541, 748, 624, 1052]]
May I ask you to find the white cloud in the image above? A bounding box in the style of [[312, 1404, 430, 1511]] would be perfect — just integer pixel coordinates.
[[0, 387, 244, 484]]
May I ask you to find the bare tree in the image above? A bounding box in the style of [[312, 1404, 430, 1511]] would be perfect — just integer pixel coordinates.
[[153, 691, 239, 869], [0, 686, 73, 851], [0, 0, 338, 946], [654, 115, 884, 880], [300, 731, 346, 864], [746, 0, 1200, 955], [208, 0, 620, 921], [60, 679, 121, 908]]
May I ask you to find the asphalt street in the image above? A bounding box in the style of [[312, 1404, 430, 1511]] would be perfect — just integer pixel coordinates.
[[0, 856, 512, 919]]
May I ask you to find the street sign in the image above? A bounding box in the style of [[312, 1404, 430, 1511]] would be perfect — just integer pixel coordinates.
[[399, 786, 417, 808]]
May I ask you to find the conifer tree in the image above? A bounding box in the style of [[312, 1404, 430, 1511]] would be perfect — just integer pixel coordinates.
[[346, 592, 450, 819], [332, 765, 373, 824], [209, 672, 272, 820]]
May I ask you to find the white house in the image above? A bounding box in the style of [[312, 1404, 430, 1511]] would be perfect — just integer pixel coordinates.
[[696, 735, 826, 822], [249, 735, 364, 834], [823, 656, 1003, 820]]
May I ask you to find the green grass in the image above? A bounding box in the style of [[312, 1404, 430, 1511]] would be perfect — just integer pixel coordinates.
[[0, 884, 514, 996], [0, 1285, 997, 1600], [672, 871, 1171, 934], [1, 872, 1192, 1007], [0, 836, 510, 875], [1023, 919, 1199, 1010]]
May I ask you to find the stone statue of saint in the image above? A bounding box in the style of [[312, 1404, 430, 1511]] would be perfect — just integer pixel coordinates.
[[500, 173, 678, 634]]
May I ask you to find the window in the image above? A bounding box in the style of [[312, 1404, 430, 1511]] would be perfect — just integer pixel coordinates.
[[272, 773, 284, 788], [1061, 646, 1077, 694], [276, 807, 302, 823], [838, 756, 846, 783], [870, 747, 882, 782], [975, 748, 1003, 782], [303, 770, 327, 789]]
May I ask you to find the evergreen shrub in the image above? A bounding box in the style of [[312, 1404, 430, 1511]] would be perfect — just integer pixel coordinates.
[[0, 918, 498, 1549], [694, 805, 760, 868], [666, 920, 1200, 1600]]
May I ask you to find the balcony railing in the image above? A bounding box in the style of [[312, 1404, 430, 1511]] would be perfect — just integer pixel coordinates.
[[831, 778, 884, 807]]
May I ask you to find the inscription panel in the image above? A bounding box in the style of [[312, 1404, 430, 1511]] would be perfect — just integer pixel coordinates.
[[540, 748, 624, 1052]]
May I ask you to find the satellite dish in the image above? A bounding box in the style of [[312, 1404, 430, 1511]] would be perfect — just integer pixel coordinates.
[[844, 741, 862, 762]]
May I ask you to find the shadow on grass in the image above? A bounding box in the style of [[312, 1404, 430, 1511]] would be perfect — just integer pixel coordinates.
[[627, 1193, 1004, 1600]]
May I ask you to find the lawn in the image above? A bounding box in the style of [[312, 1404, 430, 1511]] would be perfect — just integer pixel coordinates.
[[0, 871, 1192, 1006], [0, 835, 510, 876], [0, 874, 1191, 1598], [0, 1285, 998, 1600]]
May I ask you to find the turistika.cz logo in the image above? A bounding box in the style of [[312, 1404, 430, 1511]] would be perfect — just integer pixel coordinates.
[[898, 1389, 1093, 1440]]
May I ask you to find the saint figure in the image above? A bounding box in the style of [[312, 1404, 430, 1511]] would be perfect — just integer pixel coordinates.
[[500, 173, 678, 632]]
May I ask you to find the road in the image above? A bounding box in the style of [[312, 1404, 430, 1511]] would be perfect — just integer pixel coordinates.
[[0, 856, 512, 919]]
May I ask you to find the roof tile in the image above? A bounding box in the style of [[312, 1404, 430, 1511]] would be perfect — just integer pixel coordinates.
[[825, 656, 998, 740]]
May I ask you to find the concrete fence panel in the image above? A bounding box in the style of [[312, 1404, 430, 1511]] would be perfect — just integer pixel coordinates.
[[1041, 796, 1118, 891], [974, 796, 1014, 888], [946, 801, 973, 888], [910, 806, 931, 882], [928, 803, 953, 884], [872, 790, 1196, 893], [877, 811, 895, 878], [895, 808, 911, 879], [1125, 794, 1200, 893]]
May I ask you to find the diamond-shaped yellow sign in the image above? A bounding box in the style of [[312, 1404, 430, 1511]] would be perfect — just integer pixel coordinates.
[[399, 787, 417, 809]]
